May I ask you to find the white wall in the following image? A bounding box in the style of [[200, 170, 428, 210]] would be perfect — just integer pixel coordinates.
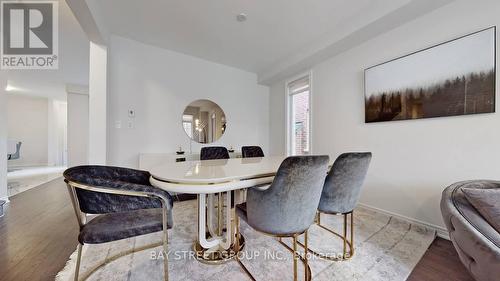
[[107, 36, 270, 168], [48, 100, 68, 167], [269, 82, 287, 156], [269, 0, 500, 231], [67, 93, 89, 167], [88, 42, 108, 165], [7, 95, 49, 167], [0, 77, 7, 201]]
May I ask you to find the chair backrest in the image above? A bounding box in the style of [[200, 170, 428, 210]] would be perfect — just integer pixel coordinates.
[[63, 166, 160, 214], [318, 152, 372, 214], [241, 146, 264, 158], [8, 142, 22, 160], [200, 146, 229, 160], [246, 156, 329, 235]]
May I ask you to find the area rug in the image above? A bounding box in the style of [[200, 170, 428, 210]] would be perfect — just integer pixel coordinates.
[[8, 166, 66, 196], [56, 200, 435, 281]]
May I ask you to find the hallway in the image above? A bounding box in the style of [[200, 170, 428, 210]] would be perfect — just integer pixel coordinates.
[[7, 166, 66, 196]]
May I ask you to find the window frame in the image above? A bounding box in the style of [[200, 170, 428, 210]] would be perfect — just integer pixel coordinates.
[[285, 71, 313, 156]]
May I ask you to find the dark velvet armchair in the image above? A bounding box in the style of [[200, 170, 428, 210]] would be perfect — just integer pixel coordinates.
[[63, 166, 174, 281], [241, 146, 264, 158], [200, 146, 229, 160]]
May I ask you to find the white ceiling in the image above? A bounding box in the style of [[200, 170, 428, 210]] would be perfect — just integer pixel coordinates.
[[84, 0, 454, 84], [4, 0, 89, 100], [86, 0, 405, 71]]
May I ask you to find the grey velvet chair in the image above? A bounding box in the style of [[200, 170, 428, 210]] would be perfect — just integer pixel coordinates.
[[63, 166, 174, 281], [310, 152, 371, 261], [235, 155, 329, 281], [241, 146, 264, 158], [200, 146, 229, 160], [441, 181, 500, 281]]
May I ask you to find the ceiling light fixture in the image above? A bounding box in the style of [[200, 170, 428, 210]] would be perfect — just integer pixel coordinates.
[[236, 13, 247, 22]]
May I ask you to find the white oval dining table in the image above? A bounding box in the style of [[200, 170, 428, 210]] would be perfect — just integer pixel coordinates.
[[149, 156, 287, 264]]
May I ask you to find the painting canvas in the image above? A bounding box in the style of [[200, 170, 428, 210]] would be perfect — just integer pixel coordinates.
[[365, 27, 496, 123]]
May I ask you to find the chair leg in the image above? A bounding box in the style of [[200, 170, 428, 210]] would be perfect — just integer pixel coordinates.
[[162, 206, 169, 281], [304, 231, 309, 281], [234, 215, 256, 281], [350, 211, 354, 257], [343, 214, 347, 259], [74, 243, 83, 281], [163, 233, 169, 281], [300, 211, 354, 261], [293, 234, 298, 281]]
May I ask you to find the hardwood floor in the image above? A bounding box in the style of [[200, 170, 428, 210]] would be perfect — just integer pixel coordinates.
[[0, 178, 475, 281], [0, 177, 78, 281], [407, 237, 475, 281]]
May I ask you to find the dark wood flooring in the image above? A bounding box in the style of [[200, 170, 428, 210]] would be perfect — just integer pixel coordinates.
[[0, 178, 474, 281], [407, 237, 475, 281], [0, 178, 78, 281]]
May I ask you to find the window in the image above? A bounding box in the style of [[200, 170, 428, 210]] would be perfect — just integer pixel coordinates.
[[287, 74, 311, 156], [182, 114, 193, 139]]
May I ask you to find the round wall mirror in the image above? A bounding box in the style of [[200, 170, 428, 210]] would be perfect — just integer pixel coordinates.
[[182, 99, 227, 144]]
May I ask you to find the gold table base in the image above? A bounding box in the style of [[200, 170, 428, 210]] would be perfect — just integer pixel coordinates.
[[193, 234, 245, 265]]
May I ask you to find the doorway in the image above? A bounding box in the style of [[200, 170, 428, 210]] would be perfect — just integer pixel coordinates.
[[6, 95, 68, 196]]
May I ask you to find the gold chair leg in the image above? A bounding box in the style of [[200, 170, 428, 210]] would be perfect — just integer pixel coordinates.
[[274, 235, 313, 281], [234, 215, 256, 281], [350, 211, 354, 257], [162, 206, 169, 281], [74, 243, 83, 281], [304, 231, 309, 281], [78, 242, 163, 281], [237, 228, 310, 281], [293, 234, 298, 281], [163, 237, 169, 281], [299, 211, 355, 261], [343, 214, 347, 259]]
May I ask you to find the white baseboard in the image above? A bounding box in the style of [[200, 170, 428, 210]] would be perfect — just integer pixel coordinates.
[[1, 196, 10, 203], [358, 203, 450, 240]]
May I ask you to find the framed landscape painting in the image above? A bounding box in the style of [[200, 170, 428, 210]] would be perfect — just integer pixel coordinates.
[[364, 27, 496, 123]]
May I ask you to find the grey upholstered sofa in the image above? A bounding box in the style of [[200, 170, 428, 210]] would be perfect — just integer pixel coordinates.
[[441, 181, 500, 281]]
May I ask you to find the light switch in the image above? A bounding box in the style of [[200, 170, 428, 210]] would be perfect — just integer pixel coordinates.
[[127, 120, 134, 129], [115, 120, 122, 129]]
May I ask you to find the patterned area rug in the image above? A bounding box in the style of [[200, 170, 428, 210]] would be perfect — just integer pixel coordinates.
[[56, 200, 435, 281]]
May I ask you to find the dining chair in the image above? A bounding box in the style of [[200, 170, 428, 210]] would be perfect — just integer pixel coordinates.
[[200, 146, 230, 160], [63, 166, 174, 281], [200, 146, 232, 233], [310, 152, 371, 260], [235, 156, 329, 281], [7, 142, 22, 160], [241, 146, 264, 158]]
